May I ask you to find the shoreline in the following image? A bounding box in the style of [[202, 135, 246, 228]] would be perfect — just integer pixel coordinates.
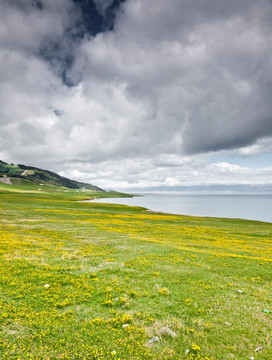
[[85, 195, 272, 224]]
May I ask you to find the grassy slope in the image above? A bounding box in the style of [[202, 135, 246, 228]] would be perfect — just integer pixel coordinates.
[[0, 162, 103, 191], [0, 184, 271, 359]]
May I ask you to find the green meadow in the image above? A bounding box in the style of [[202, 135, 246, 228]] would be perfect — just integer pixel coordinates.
[[0, 183, 271, 359]]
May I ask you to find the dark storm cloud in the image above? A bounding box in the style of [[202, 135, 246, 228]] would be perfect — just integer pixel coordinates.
[[70, 0, 272, 157], [1, 0, 272, 188], [0, 0, 123, 86], [103, 0, 272, 155]]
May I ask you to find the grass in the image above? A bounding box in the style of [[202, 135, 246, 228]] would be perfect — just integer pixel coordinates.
[[0, 183, 271, 359], [0, 162, 102, 191]]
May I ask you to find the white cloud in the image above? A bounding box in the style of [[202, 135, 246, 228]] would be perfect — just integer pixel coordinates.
[[208, 162, 248, 173], [1, 0, 272, 189], [57, 154, 272, 191], [237, 138, 272, 156], [0, 0, 76, 53]]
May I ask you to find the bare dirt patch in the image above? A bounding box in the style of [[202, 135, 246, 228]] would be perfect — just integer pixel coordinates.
[[0, 177, 12, 185]]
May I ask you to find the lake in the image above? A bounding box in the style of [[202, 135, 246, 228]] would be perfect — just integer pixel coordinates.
[[92, 193, 272, 223]]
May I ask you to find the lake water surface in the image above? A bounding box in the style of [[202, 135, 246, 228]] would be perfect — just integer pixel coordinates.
[[92, 193, 272, 223]]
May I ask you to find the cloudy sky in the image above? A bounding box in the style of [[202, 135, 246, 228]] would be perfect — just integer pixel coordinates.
[[1, 0, 272, 191]]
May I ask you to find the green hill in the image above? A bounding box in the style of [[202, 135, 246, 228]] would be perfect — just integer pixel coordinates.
[[0, 160, 103, 191]]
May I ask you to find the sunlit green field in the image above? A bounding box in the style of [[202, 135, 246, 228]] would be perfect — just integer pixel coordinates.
[[0, 184, 271, 359]]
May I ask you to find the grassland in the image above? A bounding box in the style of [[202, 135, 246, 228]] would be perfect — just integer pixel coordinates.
[[0, 183, 271, 359], [0, 160, 103, 191]]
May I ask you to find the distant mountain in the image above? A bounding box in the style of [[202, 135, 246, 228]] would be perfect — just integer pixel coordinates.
[[116, 184, 272, 194], [0, 160, 103, 191]]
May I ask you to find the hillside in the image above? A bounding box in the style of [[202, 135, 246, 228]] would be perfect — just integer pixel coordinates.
[[0, 160, 103, 191]]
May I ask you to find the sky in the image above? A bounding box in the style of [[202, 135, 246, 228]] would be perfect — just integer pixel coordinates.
[[1, 0, 272, 191]]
